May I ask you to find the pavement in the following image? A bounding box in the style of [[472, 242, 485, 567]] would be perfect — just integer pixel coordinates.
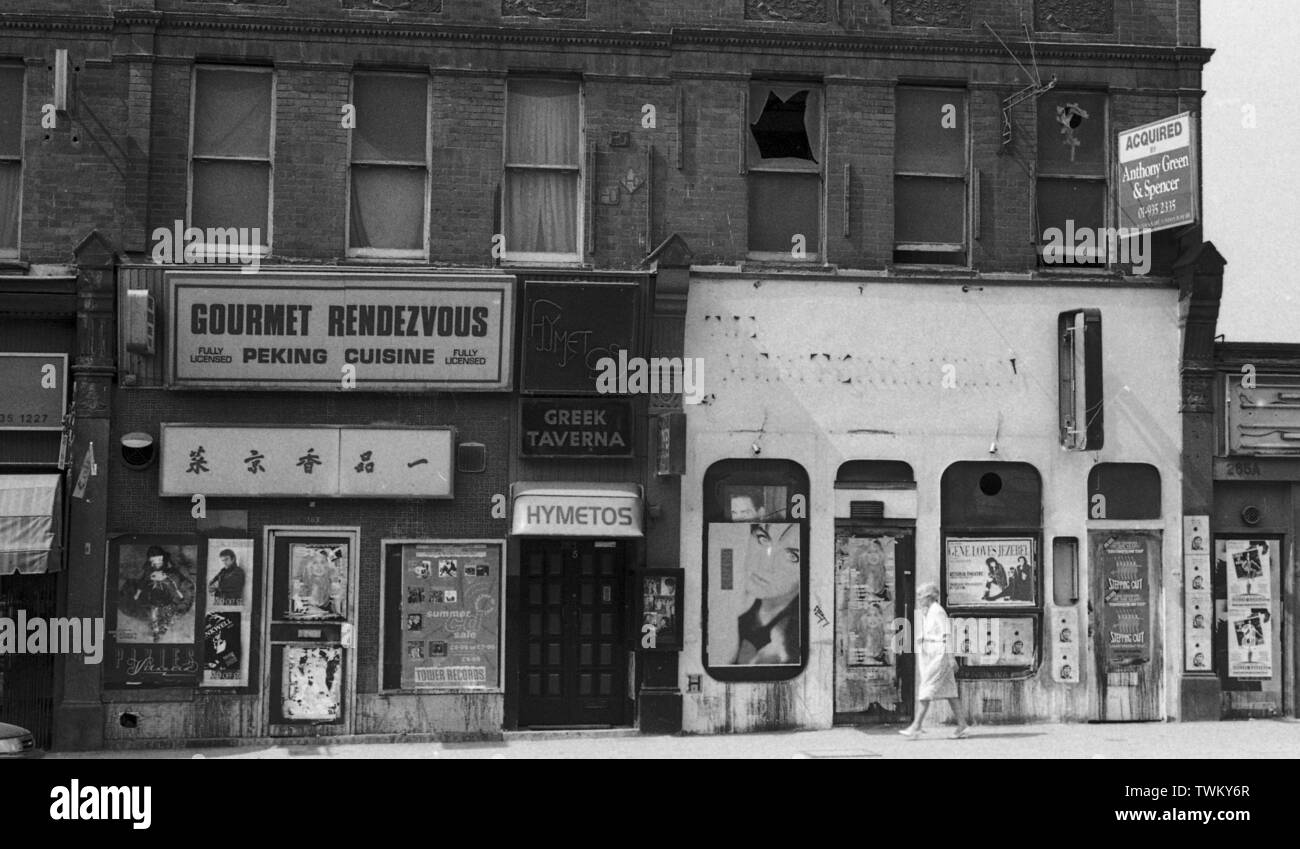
[[40, 718, 1300, 758]]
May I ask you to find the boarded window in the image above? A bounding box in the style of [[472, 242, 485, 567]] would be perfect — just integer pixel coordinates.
[[0, 64, 22, 254], [349, 73, 428, 254], [505, 79, 581, 260], [895, 87, 967, 263], [191, 67, 272, 241], [1036, 91, 1108, 267], [747, 82, 822, 259]]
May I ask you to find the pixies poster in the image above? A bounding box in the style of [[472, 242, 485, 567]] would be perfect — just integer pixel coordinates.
[[105, 535, 201, 687]]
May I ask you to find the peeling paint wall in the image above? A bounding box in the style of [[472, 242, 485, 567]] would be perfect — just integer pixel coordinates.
[[680, 275, 1184, 731]]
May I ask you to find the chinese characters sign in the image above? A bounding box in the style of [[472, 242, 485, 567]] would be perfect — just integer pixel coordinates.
[[168, 272, 514, 391], [160, 425, 453, 498], [944, 537, 1037, 608], [396, 541, 502, 690]]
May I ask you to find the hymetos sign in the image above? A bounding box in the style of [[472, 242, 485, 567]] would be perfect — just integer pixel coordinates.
[[167, 272, 514, 390]]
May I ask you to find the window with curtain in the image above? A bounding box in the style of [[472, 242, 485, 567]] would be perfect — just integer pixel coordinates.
[[747, 81, 822, 260], [895, 86, 968, 265], [349, 72, 428, 256], [505, 79, 581, 261], [1037, 90, 1108, 267], [0, 64, 23, 256], [191, 66, 272, 246]]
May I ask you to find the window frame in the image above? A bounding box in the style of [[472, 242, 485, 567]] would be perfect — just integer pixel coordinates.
[[187, 64, 275, 258], [1034, 89, 1111, 270], [0, 62, 25, 259], [501, 76, 585, 266], [892, 85, 971, 265], [745, 79, 826, 263], [345, 70, 432, 261]]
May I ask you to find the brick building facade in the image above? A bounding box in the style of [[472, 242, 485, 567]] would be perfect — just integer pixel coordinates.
[[0, 0, 1238, 747]]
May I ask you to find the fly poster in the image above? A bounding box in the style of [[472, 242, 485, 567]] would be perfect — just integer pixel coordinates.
[[282, 645, 343, 721], [399, 541, 502, 690], [707, 522, 802, 669], [104, 536, 201, 688], [1096, 533, 1155, 671], [944, 537, 1037, 608], [1227, 609, 1273, 679], [1223, 539, 1272, 610], [834, 534, 899, 717], [201, 539, 254, 687]]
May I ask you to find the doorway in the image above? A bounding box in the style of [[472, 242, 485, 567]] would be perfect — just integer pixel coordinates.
[[517, 538, 628, 727], [833, 528, 915, 724], [1090, 530, 1163, 721], [263, 528, 359, 738]]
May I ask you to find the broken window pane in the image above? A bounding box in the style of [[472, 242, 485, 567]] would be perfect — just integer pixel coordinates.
[[1037, 91, 1107, 177], [747, 83, 821, 170], [748, 171, 820, 254]]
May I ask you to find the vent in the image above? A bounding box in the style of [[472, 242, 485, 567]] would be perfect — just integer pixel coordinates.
[[850, 500, 885, 520], [1242, 505, 1262, 526]]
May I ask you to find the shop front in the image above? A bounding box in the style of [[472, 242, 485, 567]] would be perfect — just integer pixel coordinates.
[[679, 271, 1186, 732], [98, 268, 517, 745]]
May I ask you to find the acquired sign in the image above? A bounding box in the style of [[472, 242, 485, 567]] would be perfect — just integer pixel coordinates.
[[160, 425, 453, 498], [0, 353, 67, 431], [1117, 112, 1198, 234], [520, 398, 633, 458], [168, 272, 514, 391]]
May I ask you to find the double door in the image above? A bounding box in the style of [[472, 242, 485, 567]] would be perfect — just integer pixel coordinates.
[[518, 539, 627, 727]]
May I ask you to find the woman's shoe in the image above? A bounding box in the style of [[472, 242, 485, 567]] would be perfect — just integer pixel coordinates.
[[951, 726, 970, 739], [898, 726, 923, 737]]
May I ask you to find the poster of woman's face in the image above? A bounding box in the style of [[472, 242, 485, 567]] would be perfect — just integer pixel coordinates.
[[288, 544, 348, 619], [707, 522, 802, 668], [114, 541, 199, 644]]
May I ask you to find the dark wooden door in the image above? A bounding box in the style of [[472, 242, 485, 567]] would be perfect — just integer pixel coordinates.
[[519, 539, 627, 727]]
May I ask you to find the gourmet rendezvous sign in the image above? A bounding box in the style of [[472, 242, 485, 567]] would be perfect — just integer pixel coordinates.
[[1117, 112, 1199, 234], [167, 272, 515, 391]]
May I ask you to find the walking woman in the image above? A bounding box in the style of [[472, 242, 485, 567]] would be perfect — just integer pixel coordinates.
[[900, 582, 970, 739]]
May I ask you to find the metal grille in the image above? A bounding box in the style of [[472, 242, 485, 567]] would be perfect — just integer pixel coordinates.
[[849, 500, 885, 520]]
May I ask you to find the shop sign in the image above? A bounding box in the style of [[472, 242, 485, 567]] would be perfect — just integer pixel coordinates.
[[1117, 112, 1198, 234], [943, 537, 1038, 608], [168, 272, 514, 391], [520, 398, 633, 458], [393, 540, 503, 691], [520, 280, 639, 394], [0, 353, 67, 431], [160, 425, 453, 498], [511, 484, 643, 537]]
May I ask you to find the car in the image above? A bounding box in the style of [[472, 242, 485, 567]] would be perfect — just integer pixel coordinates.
[[0, 722, 43, 758]]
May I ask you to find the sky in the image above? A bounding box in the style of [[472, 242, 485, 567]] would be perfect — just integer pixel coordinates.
[[1202, 1, 1300, 342]]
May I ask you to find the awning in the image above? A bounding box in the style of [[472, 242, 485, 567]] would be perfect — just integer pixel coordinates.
[[0, 474, 63, 574], [511, 482, 643, 538]]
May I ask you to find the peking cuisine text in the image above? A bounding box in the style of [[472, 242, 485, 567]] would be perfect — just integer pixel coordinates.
[[187, 301, 493, 366]]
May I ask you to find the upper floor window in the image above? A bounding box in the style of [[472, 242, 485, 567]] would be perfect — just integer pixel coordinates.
[[190, 66, 272, 250], [747, 81, 822, 261], [348, 72, 429, 258], [0, 64, 23, 257], [1037, 90, 1108, 268], [504, 78, 582, 263], [895, 86, 968, 265]]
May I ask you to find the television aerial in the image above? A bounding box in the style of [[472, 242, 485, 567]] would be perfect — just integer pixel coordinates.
[[983, 22, 1057, 148]]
